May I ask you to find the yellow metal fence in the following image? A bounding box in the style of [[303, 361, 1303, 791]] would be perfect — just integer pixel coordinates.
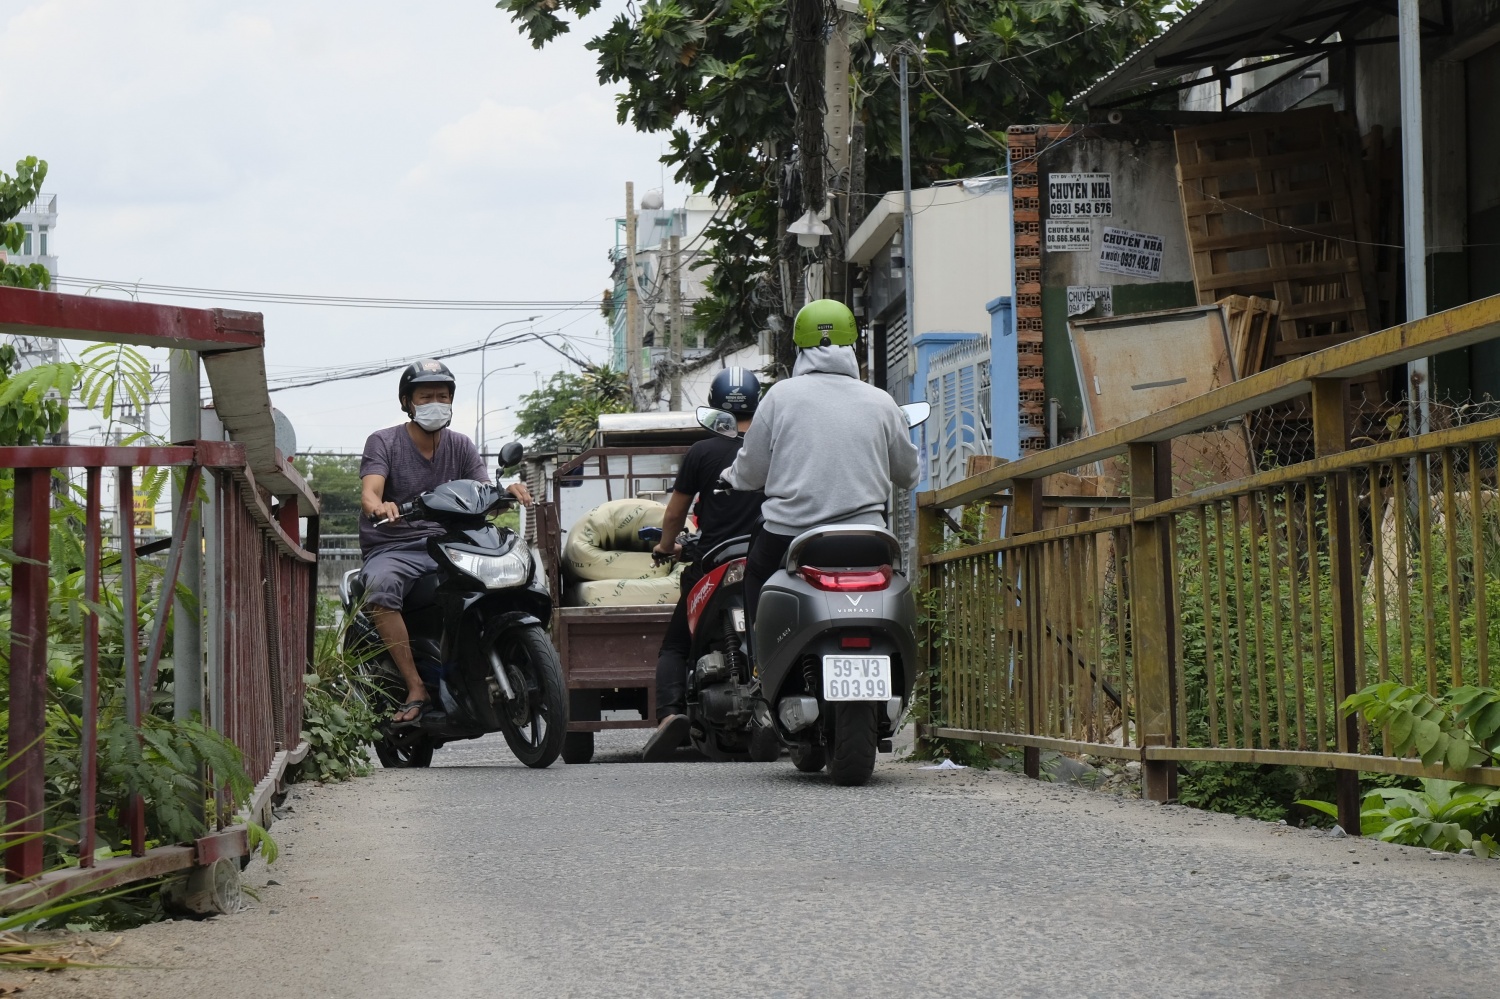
[[916, 297, 1500, 829]]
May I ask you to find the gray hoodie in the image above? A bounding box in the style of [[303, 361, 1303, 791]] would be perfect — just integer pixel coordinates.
[[723, 345, 920, 536]]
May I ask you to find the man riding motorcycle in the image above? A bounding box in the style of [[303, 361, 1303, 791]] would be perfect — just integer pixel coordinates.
[[640, 367, 765, 761], [722, 300, 920, 645], [359, 359, 532, 726]]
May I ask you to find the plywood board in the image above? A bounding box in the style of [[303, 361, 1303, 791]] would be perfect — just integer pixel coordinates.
[[1069, 305, 1236, 435]]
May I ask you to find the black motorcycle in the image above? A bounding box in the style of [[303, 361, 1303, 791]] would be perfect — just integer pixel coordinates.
[[340, 442, 567, 769]]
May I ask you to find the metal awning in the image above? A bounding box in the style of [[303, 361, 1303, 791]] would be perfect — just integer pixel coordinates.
[[1076, 0, 1445, 108]]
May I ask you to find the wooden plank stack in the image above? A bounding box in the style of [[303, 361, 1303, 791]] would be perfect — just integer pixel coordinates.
[[1175, 107, 1378, 355], [1176, 108, 1384, 463], [1220, 294, 1281, 378]]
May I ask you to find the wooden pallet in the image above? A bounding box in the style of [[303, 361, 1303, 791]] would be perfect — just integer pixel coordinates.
[[1175, 108, 1379, 357]]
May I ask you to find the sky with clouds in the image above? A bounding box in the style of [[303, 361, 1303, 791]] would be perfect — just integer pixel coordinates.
[[0, 0, 687, 453]]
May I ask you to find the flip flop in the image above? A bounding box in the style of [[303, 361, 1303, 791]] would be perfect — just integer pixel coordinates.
[[390, 700, 430, 729]]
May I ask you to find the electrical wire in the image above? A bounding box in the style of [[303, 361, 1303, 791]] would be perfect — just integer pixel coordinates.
[[52, 275, 604, 313], [265, 329, 589, 393]]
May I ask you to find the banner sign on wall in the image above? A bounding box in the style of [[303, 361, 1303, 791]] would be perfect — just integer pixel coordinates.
[[1047, 173, 1112, 217], [1098, 227, 1164, 279], [1045, 221, 1093, 252], [1066, 286, 1114, 317]]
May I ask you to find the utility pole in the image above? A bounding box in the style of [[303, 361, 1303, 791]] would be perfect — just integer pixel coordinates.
[[668, 233, 683, 410], [624, 182, 642, 404], [824, 9, 852, 304], [899, 49, 916, 352], [1398, 0, 1430, 437]]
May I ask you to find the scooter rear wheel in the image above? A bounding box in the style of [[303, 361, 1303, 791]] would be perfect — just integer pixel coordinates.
[[828, 702, 879, 786], [374, 740, 435, 769]]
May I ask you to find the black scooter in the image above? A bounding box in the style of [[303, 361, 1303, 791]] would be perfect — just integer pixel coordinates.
[[340, 441, 567, 769]]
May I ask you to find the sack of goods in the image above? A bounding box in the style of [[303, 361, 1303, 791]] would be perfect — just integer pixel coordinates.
[[562, 498, 683, 607]]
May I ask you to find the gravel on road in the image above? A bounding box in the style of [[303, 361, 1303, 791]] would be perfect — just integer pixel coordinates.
[[20, 730, 1500, 999]]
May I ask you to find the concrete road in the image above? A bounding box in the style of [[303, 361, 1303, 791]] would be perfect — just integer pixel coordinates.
[[26, 730, 1500, 999]]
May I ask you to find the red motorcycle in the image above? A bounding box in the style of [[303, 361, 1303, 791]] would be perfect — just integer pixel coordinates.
[[641, 528, 769, 760]]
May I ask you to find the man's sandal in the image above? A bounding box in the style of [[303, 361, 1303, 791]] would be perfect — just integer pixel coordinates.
[[390, 700, 429, 729]]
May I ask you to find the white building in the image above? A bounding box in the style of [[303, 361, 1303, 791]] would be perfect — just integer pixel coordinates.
[[608, 191, 771, 410], [6, 194, 64, 377], [6, 193, 58, 278]]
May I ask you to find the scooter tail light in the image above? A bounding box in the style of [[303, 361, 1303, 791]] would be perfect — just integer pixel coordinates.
[[840, 635, 872, 649], [801, 565, 893, 592]]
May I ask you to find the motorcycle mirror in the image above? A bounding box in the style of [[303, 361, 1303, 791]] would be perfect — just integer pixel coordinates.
[[900, 401, 932, 428], [497, 441, 525, 470], [696, 406, 740, 439]]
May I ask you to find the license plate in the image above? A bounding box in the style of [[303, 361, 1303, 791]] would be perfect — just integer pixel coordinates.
[[822, 655, 892, 701]]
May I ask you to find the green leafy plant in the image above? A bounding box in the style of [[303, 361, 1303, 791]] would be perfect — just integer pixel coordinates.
[[0, 156, 52, 290], [291, 614, 382, 783], [1341, 682, 1500, 773], [1300, 779, 1500, 857]]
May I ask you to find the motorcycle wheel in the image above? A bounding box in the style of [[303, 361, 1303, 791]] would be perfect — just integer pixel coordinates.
[[355, 654, 435, 767], [828, 702, 879, 786], [790, 743, 827, 773], [561, 732, 595, 765], [490, 624, 568, 769], [374, 739, 435, 769]]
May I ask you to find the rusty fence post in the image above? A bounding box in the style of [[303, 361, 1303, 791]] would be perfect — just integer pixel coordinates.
[[915, 499, 945, 756], [1312, 378, 1362, 835], [5, 467, 52, 881], [80, 467, 103, 868], [1129, 442, 1179, 801], [1012, 477, 1044, 779]]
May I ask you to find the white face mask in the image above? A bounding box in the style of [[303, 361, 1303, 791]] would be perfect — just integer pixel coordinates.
[[412, 402, 452, 432]]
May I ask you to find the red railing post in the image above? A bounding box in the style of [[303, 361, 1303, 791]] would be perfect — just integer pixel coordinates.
[[79, 467, 102, 868], [5, 467, 53, 881], [116, 466, 146, 856]]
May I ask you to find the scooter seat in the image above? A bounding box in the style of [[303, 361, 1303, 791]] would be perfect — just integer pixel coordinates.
[[786, 525, 901, 572], [699, 534, 752, 569]]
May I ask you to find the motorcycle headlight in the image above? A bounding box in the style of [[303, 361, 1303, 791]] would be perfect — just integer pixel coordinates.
[[442, 540, 532, 590]]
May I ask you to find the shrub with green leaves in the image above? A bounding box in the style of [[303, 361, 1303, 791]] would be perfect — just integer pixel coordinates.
[[291, 612, 381, 783], [1301, 780, 1500, 857], [1342, 682, 1500, 772]]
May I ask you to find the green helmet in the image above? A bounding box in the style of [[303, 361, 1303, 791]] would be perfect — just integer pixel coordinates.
[[793, 299, 859, 349]]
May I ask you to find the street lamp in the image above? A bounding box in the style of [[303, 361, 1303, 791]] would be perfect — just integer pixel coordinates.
[[788, 209, 831, 249], [473, 363, 525, 453], [478, 316, 539, 450]]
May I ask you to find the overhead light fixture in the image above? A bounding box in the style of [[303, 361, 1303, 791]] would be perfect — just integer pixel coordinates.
[[788, 209, 832, 249]]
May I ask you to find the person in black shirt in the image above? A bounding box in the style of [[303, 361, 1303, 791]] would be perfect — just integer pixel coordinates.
[[641, 367, 764, 761]]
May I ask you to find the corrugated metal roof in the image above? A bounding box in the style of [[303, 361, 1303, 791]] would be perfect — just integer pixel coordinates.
[[1077, 0, 1387, 107]]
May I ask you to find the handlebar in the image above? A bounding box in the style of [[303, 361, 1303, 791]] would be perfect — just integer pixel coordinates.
[[375, 497, 420, 527]]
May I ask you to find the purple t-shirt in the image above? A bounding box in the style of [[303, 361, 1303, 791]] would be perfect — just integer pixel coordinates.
[[359, 424, 489, 555]]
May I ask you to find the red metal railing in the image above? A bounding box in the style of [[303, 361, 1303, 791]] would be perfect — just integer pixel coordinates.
[[216, 472, 315, 790], [1, 442, 318, 891], [0, 287, 320, 903]]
